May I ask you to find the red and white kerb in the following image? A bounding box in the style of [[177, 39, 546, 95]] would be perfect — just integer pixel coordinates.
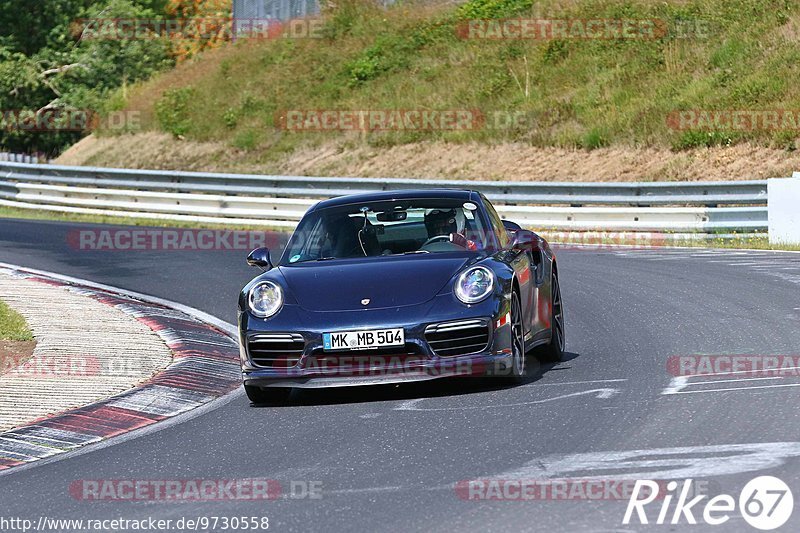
[[496, 313, 511, 329]]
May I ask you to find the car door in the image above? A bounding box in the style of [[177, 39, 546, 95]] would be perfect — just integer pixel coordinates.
[[480, 196, 537, 336]]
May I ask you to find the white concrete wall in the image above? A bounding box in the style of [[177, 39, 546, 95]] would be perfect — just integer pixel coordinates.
[[768, 175, 800, 244]]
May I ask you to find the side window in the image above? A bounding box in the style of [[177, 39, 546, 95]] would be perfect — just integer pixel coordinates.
[[482, 198, 510, 248]]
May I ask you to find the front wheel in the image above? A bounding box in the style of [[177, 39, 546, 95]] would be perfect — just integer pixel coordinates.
[[538, 272, 565, 363], [244, 384, 292, 405]]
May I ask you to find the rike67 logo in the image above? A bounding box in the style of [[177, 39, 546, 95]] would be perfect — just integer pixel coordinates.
[[624, 476, 793, 530]]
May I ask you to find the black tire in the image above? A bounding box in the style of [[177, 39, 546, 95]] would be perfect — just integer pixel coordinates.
[[538, 271, 565, 363], [244, 384, 292, 405], [507, 291, 527, 382]]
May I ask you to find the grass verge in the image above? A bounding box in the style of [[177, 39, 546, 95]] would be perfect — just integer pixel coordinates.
[[0, 298, 35, 375], [0, 205, 280, 231], [673, 236, 800, 251], [0, 300, 32, 342]]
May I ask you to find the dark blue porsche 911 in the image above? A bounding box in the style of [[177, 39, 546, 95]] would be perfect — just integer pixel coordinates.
[[237, 189, 565, 404]]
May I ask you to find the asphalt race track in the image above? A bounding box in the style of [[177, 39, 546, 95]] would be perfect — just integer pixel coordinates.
[[2, 217, 800, 532]]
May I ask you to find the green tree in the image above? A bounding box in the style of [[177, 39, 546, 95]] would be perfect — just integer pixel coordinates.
[[0, 0, 173, 155]]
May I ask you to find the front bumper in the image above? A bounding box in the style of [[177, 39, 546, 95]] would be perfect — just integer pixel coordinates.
[[239, 293, 513, 388], [244, 353, 514, 388]]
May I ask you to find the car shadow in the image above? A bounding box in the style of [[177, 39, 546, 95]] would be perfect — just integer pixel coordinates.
[[250, 351, 581, 408]]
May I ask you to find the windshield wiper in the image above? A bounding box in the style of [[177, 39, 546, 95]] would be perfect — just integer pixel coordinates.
[[403, 250, 430, 255]]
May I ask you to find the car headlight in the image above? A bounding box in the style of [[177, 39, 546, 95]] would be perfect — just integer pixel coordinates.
[[248, 281, 284, 318], [455, 266, 495, 304]]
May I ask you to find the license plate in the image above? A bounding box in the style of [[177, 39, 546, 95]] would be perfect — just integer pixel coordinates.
[[323, 328, 404, 351]]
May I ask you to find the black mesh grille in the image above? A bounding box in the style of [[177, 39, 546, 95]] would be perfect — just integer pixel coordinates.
[[425, 320, 490, 357], [248, 334, 305, 368]]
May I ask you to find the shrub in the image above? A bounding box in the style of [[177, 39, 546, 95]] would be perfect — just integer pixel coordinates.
[[155, 87, 195, 137]]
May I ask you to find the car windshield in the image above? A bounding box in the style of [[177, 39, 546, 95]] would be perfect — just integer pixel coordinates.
[[281, 199, 494, 264]]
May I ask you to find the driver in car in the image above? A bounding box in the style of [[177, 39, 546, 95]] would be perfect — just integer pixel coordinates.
[[423, 208, 479, 251]]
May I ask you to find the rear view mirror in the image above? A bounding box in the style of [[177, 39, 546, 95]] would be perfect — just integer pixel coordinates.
[[376, 211, 408, 222], [247, 247, 273, 270]]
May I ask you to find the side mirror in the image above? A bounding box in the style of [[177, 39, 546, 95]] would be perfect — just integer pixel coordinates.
[[503, 220, 523, 248], [512, 230, 540, 251], [247, 247, 273, 270]]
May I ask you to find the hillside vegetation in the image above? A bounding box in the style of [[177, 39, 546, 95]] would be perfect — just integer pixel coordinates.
[[103, 0, 800, 156], [51, 0, 800, 180]]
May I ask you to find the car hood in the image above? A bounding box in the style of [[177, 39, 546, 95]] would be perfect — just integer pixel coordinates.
[[278, 255, 473, 311]]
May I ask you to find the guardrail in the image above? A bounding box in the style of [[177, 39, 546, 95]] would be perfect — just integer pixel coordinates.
[[0, 161, 771, 236]]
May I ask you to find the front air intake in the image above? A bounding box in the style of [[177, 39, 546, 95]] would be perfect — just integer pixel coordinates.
[[424, 319, 490, 357], [247, 333, 305, 368]]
